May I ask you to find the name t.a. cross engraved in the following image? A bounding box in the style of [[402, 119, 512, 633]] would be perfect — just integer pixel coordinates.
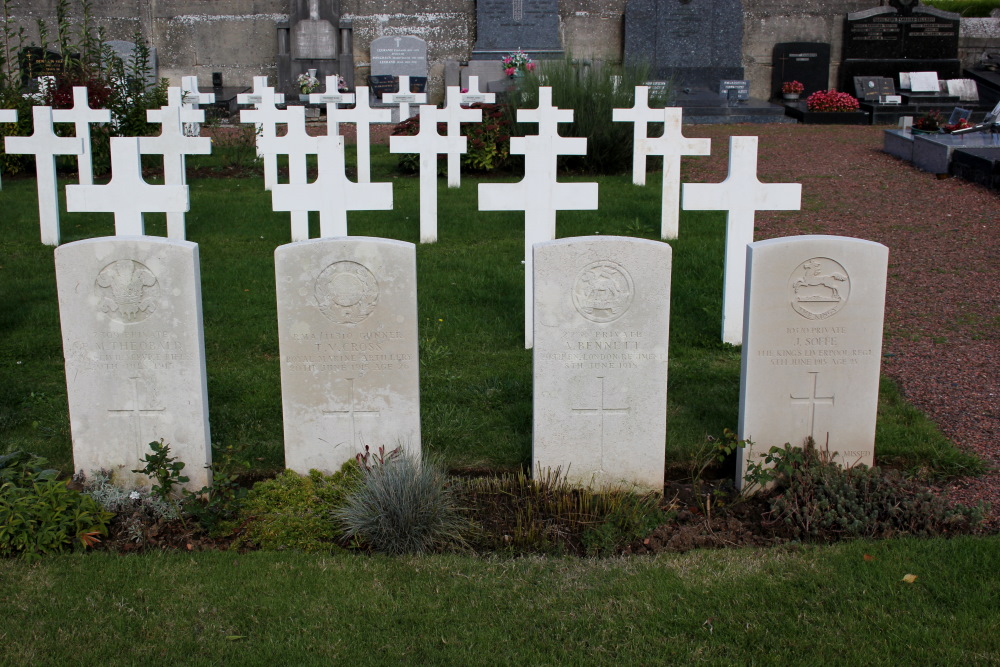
[[789, 371, 835, 440], [513, 0, 523, 21], [322, 378, 381, 451], [107, 376, 165, 463], [572, 376, 629, 469]]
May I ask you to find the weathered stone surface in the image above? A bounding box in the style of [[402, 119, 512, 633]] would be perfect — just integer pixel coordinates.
[[55, 236, 211, 492], [472, 0, 563, 58], [533, 236, 670, 492], [275, 237, 420, 474], [737, 235, 888, 490]]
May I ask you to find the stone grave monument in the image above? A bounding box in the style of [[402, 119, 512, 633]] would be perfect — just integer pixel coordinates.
[[275, 237, 421, 474], [771, 43, 831, 99], [468, 0, 563, 93], [369, 36, 428, 122], [276, 0, 346, 98], [55, 236, 212, 492], [737, 236, 889, 491], [533, 236, 671, 492]]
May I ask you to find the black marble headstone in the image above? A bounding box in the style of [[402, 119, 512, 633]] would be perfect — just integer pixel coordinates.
[[771, 42, 831, 98], [471, 0, 562, 59], [624, 0, 744, 90]]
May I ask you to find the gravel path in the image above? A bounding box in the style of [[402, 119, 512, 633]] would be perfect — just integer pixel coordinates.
[[681, 124, 998, 529]]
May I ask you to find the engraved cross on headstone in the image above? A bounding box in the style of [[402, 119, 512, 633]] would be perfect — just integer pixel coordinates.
[[479, 87, 599, 348], [336, 86, 391, 184], [790, 371, 835, 441], [442, 86, 484, 188], [66, 136, 189, 236], [51, 86, 111, 186], [4, 106, 84, 246], [612, 86, 711, 240], [572, 376, 629, 470], [0, 108, 17, 190], [107, 376, 165, 463], [682, 136, 801, 345], [390, 104, 465, 243], [239, 76, 289, 191], [381, 75, 427, 122], [321, 378, 381, 451]]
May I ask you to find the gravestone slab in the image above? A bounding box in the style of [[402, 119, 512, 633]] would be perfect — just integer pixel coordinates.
[[533, 236, 671, 492], [291, 0, 337, 61], [771, 43, 831, 99], [55, 236, 211, 492], [946, 79, 979, 102], [624, 0, 744, 89], [737, 236, 888, 491], [370, 36, 428, 78], [472, 0, 563, 59], [913, 132, 1000, 174], [275, 237, 420, 473], [882, 128, 915, 162], [950, 146, 1000, 190]]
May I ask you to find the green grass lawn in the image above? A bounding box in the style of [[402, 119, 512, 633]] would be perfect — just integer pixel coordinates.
[[0, 146, 981, 478]]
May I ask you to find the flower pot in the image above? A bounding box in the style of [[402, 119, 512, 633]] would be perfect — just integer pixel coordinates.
[[782, 92, 800, 100]]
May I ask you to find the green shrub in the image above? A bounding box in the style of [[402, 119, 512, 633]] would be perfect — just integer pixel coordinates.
[[757, 444, 984, 541], [0, 451, 113, 560], [234, 462, 360, 553], [390, 103, 514, 175], [80, 468, 179, 544], [511, 58, 668, 174], [336, 454, 469, 555], [922, 0, 1000, 17]]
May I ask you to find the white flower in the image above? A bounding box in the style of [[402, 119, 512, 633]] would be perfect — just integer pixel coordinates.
[[129, 491, 141, 500]]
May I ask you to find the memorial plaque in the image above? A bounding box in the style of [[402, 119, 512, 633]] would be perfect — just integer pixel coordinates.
[[771, 43, 831, 98], [624, 0, 744, 89], [719, 80, 750, 100], [370, 36, 428, 78], [471, 0, 562, 57], [854, 76, 884, 101], [290, 0, 337, 60]]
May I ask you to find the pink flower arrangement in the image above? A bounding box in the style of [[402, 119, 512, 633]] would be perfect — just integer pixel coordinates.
[[501, 49, 535, 78], [782, 80, 804, 95], [805, 89, 860, 113]]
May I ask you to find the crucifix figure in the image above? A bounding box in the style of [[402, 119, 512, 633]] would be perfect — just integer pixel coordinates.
[[612, 86, 711, 240], [572, 376, 630, 471], [682, 136, 801, 345], [239, 76, 290, 191], [790, 371, 835, 442], [5, 106, 84, 245], [389, 104, 465, 242], [51, 86, 111, 186], [321, 378, 381, 452], [107, 376, 165, 464], [66, 136, 189, 236], [479, 87, 599, 348]]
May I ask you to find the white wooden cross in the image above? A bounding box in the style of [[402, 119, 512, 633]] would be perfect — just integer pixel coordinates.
[[682, 136, 801, 345], [239, 76, 289, 190], [259, 105, 320, 241], [0, 108, 17, 189], [336, 86, 391, 184], [309, 74, 355, 137], [141, 90, 212, 239], [271, 133, 393, 238], [180, 75, 214, 137], [381, 75, 427, 122], [51, 86, 111, 186], [441, 86, 484, 188], [613, 86, 711, 240], [5, 106, 84, 246], [66, 136, 189, 236], [389, 104, 465, 243], [459, 76, 495, 106], [479, 87, 599, 348]]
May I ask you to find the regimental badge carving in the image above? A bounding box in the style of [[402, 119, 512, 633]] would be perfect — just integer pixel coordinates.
[[788, 257, 850, 320], [573, 260, 634, 323], [315, 261, 379, 324], [95, 259, 159, 323]]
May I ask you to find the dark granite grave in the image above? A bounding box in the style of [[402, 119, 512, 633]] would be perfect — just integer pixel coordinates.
[[277, 0, 350, 97], [471, 0, 562, 60], [624, 0, 744, 90], [839, 0, 961, 92], [950, 146, 1000, 190], [771, 43, 831, 100]]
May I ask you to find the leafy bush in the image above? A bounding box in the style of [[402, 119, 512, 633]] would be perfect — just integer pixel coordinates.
[[0, 451, 113, 560], [510, 58, 668, 174], [234, 463, 360, 553], [390, 103, 515, 175], [922, 0, 1000, 17], [336, 454, 469, 555], [756, 443, 983, 541], [80, 468, 179, 544]]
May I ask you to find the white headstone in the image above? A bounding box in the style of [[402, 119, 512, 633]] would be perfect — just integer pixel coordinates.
[[533, 236, 671, 492], [613, 86, 711, 239], [0, 108, 17, 189], [260, 105, 320, 241], [908, 71, 940, 93], [479, 88, 599, 348], [275, 237, 421, 473], [682, 136, 802, 345], [54, 236, 212, 492], [239, 76, 290, 191], [737, 235, 888, 491], [66, 137, 189, 237], [4, 106, 84, 245], [330, 86, 390, 184], [389, 104, 466, 243], [946, 79, 979, 102], [381, 75, 427, 122], [441, 86, 484, 188], [51, 87, 111, 186]]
